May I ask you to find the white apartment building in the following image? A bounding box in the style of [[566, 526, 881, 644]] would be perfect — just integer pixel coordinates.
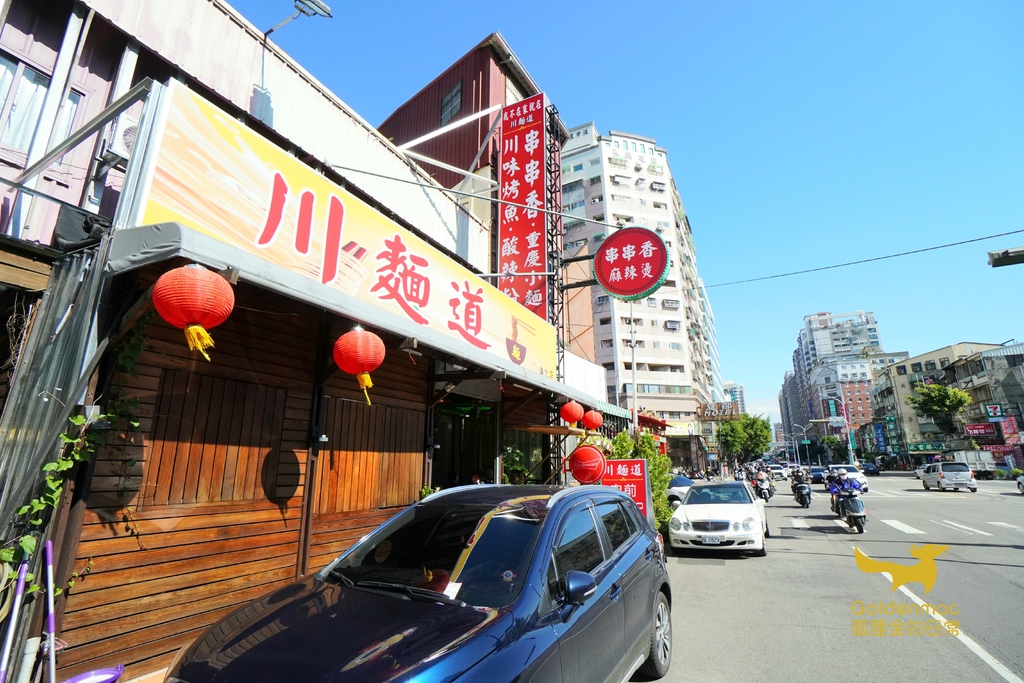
[[560, 123, 721, 434], [723, 380, 746, 414]]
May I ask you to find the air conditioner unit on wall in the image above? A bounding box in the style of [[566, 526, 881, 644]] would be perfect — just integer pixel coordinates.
[[108, 114, 139, 159]]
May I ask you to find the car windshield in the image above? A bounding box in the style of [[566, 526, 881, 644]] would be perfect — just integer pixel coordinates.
[[683, 485, 752, 505], [811, 467, 825, 472], [327, 497, 548, 609], [670, 475, 694, 487], [942, 463, 971, 472]]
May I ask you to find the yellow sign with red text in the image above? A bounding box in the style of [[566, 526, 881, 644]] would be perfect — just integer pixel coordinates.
[[138, 83, 556, 378]]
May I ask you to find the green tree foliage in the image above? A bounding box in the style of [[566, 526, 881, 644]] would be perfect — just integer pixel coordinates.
[[737, 414, 773, 462], [717, 421, 744, 461], [608, 429, 673, 532], [821, 435, 849, 462], [905, 383, 973, 435]]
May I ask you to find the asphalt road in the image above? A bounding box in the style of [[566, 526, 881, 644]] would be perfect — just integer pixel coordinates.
[[645, 473, 1024, 683]]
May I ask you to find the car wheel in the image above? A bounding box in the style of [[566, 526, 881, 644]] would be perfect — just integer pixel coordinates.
[[1018, 482, 1024, 494], [753, 534, 767, 557], [938, 482, 945, 492], [639, 591, 672, 678], [922, 481, 929, 490], [970, 488, 977, 493]]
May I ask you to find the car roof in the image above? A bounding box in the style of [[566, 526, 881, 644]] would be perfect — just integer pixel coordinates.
[[421, 484, 627, 509]]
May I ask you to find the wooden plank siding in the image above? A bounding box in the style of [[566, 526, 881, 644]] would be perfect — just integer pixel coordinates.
[[56, 276, 430, 681]]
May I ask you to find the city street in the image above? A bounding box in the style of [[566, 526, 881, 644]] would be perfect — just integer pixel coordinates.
[[652, 473, 1024, 683]]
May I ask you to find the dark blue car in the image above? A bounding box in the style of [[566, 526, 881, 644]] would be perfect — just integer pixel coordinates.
[[164, 485, 673, 683]]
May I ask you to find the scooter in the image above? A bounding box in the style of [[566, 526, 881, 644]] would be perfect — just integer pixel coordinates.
[[793, 481, 812, 508], [755, 478, 772, 502], [833, 488, 867, 533]]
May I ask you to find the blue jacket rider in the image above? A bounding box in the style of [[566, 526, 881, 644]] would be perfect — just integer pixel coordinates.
[[828, 469, 861, 509]]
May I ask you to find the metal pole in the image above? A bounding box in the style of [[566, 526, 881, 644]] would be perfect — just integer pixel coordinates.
[[630, 301, 638, 435]]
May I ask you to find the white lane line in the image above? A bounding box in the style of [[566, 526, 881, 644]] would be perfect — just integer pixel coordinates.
[[933, 520, 992, 536], [790, 518, 809, 528], [989, 522, 1024, 534], [854, 547, 1024, 683], [868, 491, 895, 497], [833, 519, 856, 532], [880, 520, 927, 534]]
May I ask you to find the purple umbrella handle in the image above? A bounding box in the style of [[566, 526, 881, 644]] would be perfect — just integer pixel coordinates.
[[0, 562, 29, 683], [45, 541, 56, 683]]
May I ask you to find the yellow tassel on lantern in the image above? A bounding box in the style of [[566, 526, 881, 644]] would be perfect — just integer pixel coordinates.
[[184, 324, 215, 362], [356, 372, 373, 405]]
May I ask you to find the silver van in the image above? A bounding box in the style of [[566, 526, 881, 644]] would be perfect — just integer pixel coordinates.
[[921, 462, 977, 492]]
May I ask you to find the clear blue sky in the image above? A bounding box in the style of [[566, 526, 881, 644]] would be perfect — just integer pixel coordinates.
[[231, 0, 1024, 423]]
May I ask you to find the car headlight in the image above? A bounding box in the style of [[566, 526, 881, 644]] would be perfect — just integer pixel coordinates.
[[670, 517, 682, 531], [682, 520, 691, 531], [742, 517, 757, 531], [732, 522, 740, 531]]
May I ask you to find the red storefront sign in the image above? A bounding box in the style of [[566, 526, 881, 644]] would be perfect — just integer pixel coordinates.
[[980, 444, 1016, 452], [592, 227, 669, 301], [498, 93, 548, 320], [602, 458, 651, 517], [964, 423, 997, 436], [1001, 416, 1020, 444]]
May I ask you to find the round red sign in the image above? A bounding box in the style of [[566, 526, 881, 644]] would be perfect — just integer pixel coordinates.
[[592, 227, 670, 301], [567, 444, 606, 484]]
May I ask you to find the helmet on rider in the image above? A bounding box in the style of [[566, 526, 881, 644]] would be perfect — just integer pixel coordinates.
[[837, 468, 848, 481]]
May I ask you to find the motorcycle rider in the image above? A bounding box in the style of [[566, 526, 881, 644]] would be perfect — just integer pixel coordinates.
[[790, 466, 807, 491], [828, 468, 861, 513]]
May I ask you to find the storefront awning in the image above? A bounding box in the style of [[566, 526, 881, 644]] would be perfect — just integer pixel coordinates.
[[105, 222, 610, 410]]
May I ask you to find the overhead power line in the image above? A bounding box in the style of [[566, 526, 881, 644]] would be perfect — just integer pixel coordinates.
[[706, 229, 1024, 288]]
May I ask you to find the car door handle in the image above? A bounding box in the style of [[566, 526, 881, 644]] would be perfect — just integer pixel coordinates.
[[609, 584, 622, 602]]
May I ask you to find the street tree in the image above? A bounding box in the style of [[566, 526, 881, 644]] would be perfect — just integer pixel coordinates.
[[905, 383, 973, 435], [736, 414, 773, 463], [717, 420, 745, 463], [821, 434, 849, 462]]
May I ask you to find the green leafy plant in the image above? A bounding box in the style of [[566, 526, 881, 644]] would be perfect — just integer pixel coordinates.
[[419, 483, 440, 499], [608, 429, 673, 532]]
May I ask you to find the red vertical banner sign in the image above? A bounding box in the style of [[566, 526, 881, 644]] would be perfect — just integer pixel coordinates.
[[498, 93, 548, 320], [602, 458, 652, 520]]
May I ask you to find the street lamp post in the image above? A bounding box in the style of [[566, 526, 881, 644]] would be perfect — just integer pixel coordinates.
[[791, 423, 812, 467], [821, 392, 854, 464]]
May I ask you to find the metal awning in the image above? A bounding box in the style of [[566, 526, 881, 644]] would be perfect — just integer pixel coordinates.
[[105, 222, 610, 410]]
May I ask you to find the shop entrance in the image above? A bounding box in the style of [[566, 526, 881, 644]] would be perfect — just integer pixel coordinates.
[[432, 398, 497, 488]]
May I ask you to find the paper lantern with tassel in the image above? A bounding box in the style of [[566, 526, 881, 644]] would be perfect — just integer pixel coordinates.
[[333, 328, 386, 405], [581, 410, 603, 431], [152, 264, 234, 362], [559, 400, 584, 426]]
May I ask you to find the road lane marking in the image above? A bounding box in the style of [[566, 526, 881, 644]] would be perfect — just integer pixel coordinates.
[[833, 519, 856, 532], [790, 518, 809, 528], [853, 547, 1024, 683], [880, 520, 927, 534], [933, 520, 992, 536], [988, 522, 1024, 534]]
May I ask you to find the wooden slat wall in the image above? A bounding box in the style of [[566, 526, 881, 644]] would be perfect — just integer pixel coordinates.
[[57, 275, 430, 680]]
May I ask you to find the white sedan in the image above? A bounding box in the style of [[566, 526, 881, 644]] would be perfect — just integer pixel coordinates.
[[668, 482, 768, 557], [1016, 474, 1023, 495]]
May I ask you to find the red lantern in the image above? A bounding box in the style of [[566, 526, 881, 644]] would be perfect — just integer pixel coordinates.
[[567, 444, 606, 484], [153, 264, 234, 362], [560, 400, 584, 426], [333, 328, 386, 405], [581, 410, 603, 431]]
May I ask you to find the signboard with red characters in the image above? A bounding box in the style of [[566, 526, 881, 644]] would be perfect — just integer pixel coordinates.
[[498, 93, 548, 321], [602, 458, 652, 521], [1001, 416, 1020, 444], [964, 423, 998, 437], [592, 227, 670, 301]]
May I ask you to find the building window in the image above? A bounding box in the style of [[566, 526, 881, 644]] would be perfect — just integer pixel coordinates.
[[589, 158, 601, 166], [440, 80, 462, 125], [589, 176, 601, 185], [595, 295, 609, 305], [896, 365, 907, 375], [600, 339, 613, 348], [599, 317, 611, 325], [572, 163, 583, 172], [0, 54, 82, 155], [911, 362, 923, 373], [924, 361, 936, 371], [647, 297, 657, 307], [939, 358, 950, 368]]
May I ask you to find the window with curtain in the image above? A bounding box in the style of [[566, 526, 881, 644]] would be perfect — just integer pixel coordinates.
[[0, 51, 82, 156]]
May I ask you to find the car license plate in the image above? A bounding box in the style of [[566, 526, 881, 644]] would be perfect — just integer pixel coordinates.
[[701, 535, 721, 545]]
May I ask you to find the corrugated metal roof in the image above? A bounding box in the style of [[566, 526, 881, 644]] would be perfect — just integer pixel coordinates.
[[981, 343, 1024, 358]]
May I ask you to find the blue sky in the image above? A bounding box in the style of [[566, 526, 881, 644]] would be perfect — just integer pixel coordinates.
[[231, 0, 1024, 423]]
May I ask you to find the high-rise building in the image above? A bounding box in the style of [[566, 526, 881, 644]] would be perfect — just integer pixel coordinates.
[[723, 380, 746, 414], [560, 123, 721, 452]]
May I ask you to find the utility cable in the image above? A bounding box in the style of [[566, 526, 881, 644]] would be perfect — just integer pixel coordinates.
[[705, 229, 1024, 288]]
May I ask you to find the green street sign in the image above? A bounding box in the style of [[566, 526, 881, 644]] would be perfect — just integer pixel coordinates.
[[801, 439, 811, 444]]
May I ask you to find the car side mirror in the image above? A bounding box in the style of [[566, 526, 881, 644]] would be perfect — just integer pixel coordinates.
[[564, 570, 597, 605]]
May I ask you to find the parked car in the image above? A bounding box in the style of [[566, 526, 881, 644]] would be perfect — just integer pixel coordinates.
[[768, 464, 787, 480], [1017, 473, 1024, 495], [921, 462, 977, 492], [915, 465, 928, 479], [163, 485, 673, 682], [824, 464, 869, 492], [862, 462, 880, 476], [668, 474, 695, 508], [668, 482, 768, 557]]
